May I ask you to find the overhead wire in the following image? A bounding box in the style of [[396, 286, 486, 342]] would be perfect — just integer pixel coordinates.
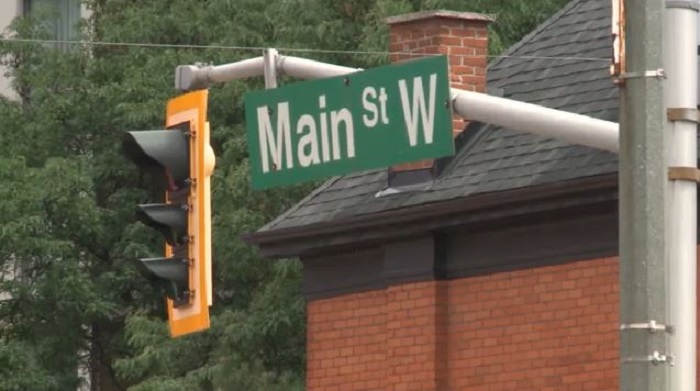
[[0, 37, 611, 63]]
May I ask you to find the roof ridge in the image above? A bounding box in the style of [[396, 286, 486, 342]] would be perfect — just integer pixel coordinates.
[[487, 0, 584, 71]]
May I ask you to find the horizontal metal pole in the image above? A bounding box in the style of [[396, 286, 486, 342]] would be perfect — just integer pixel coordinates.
[[208, 57, 265, 83], [451, 89, 620, 153], [277, 55, 363, 80], [174, 54, 620, 153], [175, 57, 264, 91]]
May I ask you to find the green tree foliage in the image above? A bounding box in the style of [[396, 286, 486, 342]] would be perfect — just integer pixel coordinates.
[[0, 0, 569, 390]]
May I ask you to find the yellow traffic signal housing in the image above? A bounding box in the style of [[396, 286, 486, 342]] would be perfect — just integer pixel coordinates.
[[122, 89, 215, 338], [165, 89, 215, 337]]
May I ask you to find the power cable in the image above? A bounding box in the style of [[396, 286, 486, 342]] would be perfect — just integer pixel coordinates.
[[0, 37, 611, 62]]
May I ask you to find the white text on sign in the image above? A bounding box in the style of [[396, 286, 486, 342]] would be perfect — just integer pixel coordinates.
[[256, 73, 439, 173]]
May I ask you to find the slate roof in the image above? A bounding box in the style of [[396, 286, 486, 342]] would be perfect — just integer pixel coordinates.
[[258, 0, 618, 233]]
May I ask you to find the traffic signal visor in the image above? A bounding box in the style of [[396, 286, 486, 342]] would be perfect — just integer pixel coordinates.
[[122, 129, 190, 190], [136, 257, 190, 303]]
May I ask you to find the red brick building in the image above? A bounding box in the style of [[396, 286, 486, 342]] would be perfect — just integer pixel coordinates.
[[246, 0, 646, 390]]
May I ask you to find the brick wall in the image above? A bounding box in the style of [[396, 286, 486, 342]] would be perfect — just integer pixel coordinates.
[[306, 257, 620, 391], [307, 290, 387, 390], [446, 258, 619, 390], [386, 281, 447, 391]]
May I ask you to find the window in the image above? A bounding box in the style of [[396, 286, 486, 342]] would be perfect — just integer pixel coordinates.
[[24, 0, 82, 48]]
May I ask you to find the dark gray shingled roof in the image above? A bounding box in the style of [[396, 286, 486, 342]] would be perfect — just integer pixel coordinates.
[[259, 0, 618, 233]]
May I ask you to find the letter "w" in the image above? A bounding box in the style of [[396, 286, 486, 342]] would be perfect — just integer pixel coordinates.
[[398, 74, 437, 147]]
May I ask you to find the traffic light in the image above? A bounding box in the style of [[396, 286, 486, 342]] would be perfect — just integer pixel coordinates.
[[122, 90, 215, 337]]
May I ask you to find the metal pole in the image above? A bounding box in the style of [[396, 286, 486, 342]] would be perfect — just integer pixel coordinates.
[[174, 55, 619, 152], [450, 90, 618, 152], [665, 2, 698, 390], [175, 57, 264, 91], [619, 0, 670, 390], [263, 48, 279, 89], [276, 55, 363, 80]]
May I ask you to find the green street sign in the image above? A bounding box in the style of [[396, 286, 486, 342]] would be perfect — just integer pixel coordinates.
[[244, 55, 454, 189]]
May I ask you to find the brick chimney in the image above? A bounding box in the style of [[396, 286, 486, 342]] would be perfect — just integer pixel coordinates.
[[386, 10, 493, 174]]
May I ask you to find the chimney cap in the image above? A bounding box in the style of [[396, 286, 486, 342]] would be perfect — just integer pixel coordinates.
[[385, 10, 495, 26]]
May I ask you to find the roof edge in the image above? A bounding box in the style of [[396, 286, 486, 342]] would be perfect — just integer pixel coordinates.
[[243, 173, 618, 257]]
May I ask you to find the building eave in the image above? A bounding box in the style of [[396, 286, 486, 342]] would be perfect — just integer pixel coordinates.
[[242, 173, 618, 258]]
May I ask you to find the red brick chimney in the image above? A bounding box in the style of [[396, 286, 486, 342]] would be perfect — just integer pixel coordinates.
[[386, 10, 493, 173]]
